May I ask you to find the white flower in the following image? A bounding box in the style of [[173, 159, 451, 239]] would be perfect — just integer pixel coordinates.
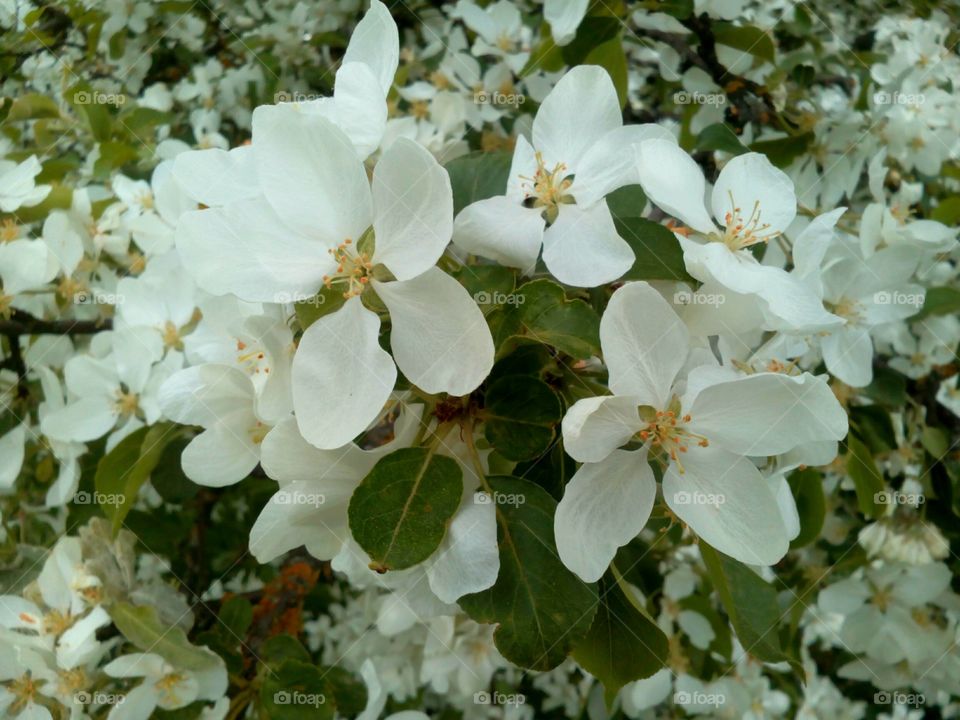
[[103, 652, 227, 719], [453, 65, 675, 287], [635, 141, 843, 332], [554, 282, 848, 580], [0, 156, 50, 213], [544, 0, 589, 46]]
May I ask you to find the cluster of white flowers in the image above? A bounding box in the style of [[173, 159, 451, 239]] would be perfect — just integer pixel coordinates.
[[2, 0, 960, 718]]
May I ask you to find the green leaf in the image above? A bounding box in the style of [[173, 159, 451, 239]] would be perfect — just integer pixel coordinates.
[[583, 42, 628, 108], [260, 635, 312, 668], [65, 81, 114, 142], [322, 667, 368, 716], [452, 264, 517, 316], [150, 436, 198, 504], [657, 0, 694, 19], [559, 17, 621, 64], [445, 151, 512, 214], [845, 435, 885, 519], [787, 468, 825, 548], [483, 375, 562, 461], [921, 426, 950, 461], [293, 286, 347, 329], [616, 217, 694, 282], [94, 422, 183, 535], [494, 279, 601, 359], [3, 93, 61, 122], [696, 123, 748, 155], [930, 196, 960, 225], [348, 448, 463, 572], [861, 366, 907, 408], [109, 602, 220, 672], [713, 23, 776, 64], [459, 477, 598, 670], [917, 286, 960, 319], [748, 133, 814, 168], [605, 184, 648, 221], [260, 659, 334, 720], [850, 404, 896, 453], [572, 572, 668, 705], [700, 543, 799, 672], [218, 596, 253, 638]]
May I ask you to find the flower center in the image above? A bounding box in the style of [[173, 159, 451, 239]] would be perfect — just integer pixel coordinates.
[[236, 340, 270, 376], [155, 672, 188, 705], [829, 297, 864, 324], [162, 321, 182, 350], [8, 674, 42, 713], [521, 151, 573, 224], [1, 218, 20, 242], [636, 409, 708, 474], [323, 239, 373, 299], [114, 389, 139, 418], [719, 191, 781, 250]]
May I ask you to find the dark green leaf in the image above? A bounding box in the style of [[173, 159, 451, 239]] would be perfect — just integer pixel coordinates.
[[445, 151, 512, 214], [696, 123, 748, 155], [483, 375, 562, 461], [749, 133, 814, 168], [787, 468, 825, 548], [572, 572, 668, 705], [713, 23, 776, 64], [616, 217, 694, 282], [605, 184, 647, 221], [109, 602, 220, 672], [460, 477, 598, 670], [348, 448, 463, 572], [260, 635, 311, 668], [845, 435, 885, 519], [260, 659, 333, 720], [917, 286, 960, 319]]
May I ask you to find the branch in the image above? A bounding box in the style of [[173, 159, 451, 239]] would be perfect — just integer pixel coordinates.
[[0, 310, 112, 336]]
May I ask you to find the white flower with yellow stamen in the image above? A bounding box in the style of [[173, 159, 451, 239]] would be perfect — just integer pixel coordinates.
[[635, 141, 843, 333], [453, 64, 675, 288], [553, 282, 848, 581]]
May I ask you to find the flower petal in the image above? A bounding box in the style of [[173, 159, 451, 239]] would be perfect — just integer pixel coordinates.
[[635, 139, 716, 234], [663, 445, 789, 566], [542, 201, 634, 287], [333, 62, 388, 159], [374, 268, 493, 396], [711, 152, 796, 236], [452, 196, 544, 273], [426, 499, 499, 603], [601, 282, 689, 408], [562, 395, 643, 463], [544, 0, 589, 45], [292, 296, 397, 449], [555, 449, 657, 582], [372, 138, 453, 280], [343, 0, 399, 95], [171, 146, 258, 207]]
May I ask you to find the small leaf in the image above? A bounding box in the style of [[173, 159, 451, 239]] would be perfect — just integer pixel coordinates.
[[294, 286, 347, 330], [700, 543, 799, 673], [583, 39, 628, 108], [616, 217, 694, 282], [713, 23, 776, 64], [218, 596, 253, 638], [483, 375, 562, 461], [260, 659, 333, 720], [95, 422, 183, 535], [696, 123, 748, 155], [930, 196, 960, 225], [749, 133, 814, 168], [322, 667, 368, 716], [605, 184, 647, 221], [260, 635, 312, 668], [787, 468, 825, 548], [109, 602, 219, 672], [846, 435, 885, 519], [459, 477, 598, 670], [572, 571, 668, 705], [917, 286, 960, 319], [445, 151, 512, 214], [348, 448, 463, 571]]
